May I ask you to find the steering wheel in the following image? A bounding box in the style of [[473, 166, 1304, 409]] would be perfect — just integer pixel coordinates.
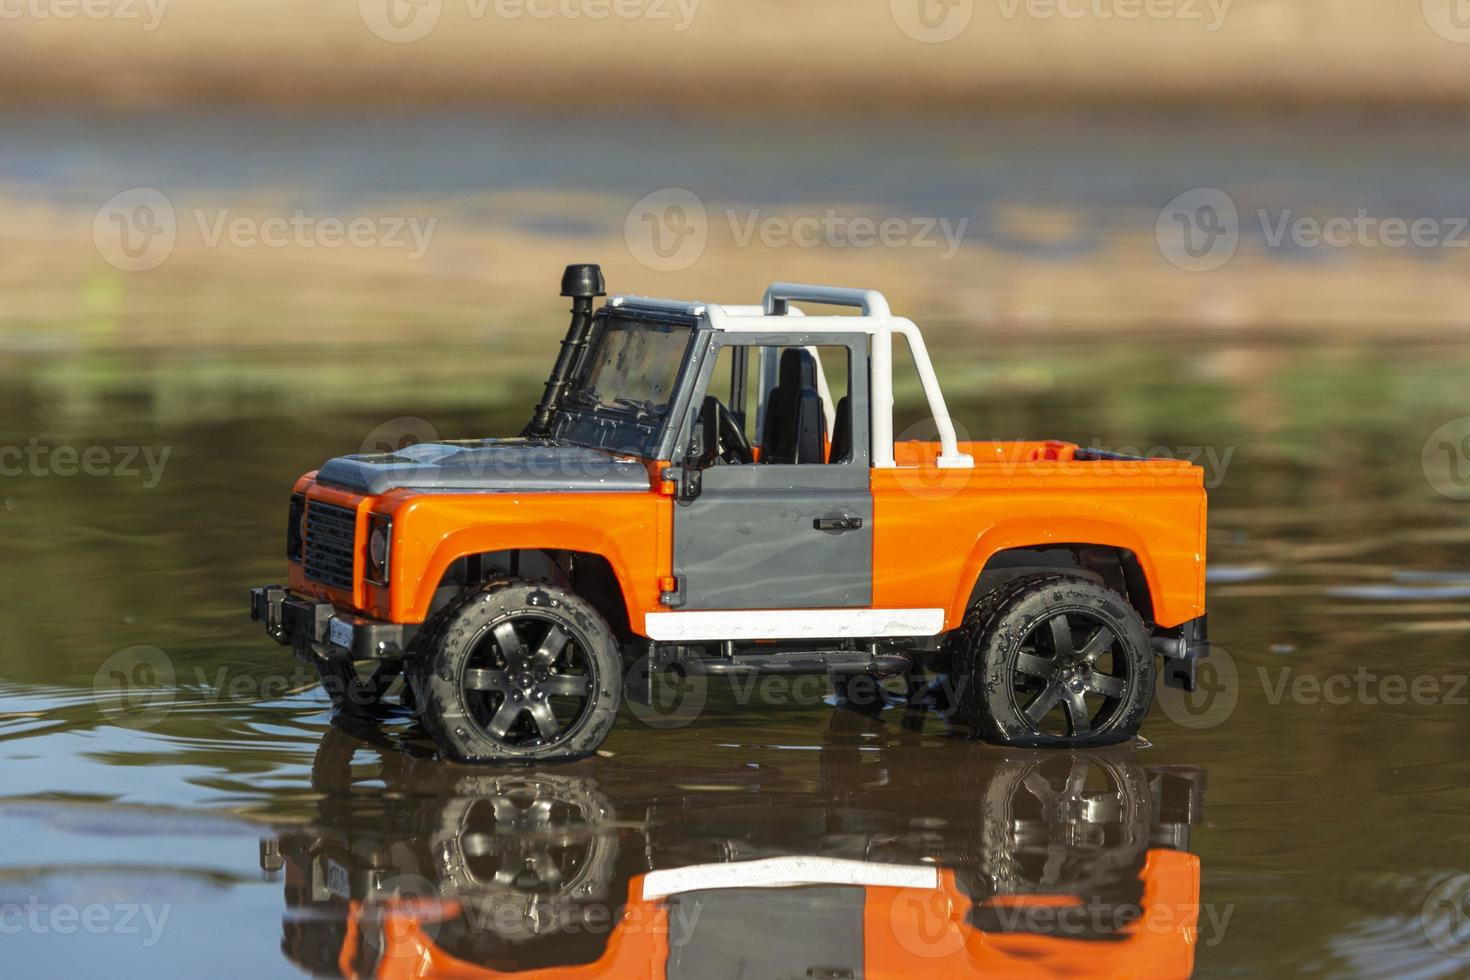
[[700, 396, 754, 465]]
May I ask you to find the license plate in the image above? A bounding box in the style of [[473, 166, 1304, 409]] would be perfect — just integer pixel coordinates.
[[329, 619, 354, 650], [325, 858, 350, 900]]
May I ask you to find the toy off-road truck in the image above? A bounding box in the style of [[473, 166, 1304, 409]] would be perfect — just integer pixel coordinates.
[[251, 265, 1209, 762]]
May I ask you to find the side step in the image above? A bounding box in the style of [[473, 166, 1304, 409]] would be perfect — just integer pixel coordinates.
[[689, 649, 913, 678], [625, 643, 917, 705]]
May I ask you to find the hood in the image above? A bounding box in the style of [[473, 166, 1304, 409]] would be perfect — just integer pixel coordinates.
[[314, 439, 650, 495]]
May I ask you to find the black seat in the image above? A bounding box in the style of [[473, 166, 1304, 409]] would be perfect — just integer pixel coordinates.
[[762, 349, 826, 465], [829, 395, 852, 464]]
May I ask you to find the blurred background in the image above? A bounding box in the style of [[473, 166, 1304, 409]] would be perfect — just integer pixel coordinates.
[[6, 2, 1470, 977], [8, 0, 1470, 346]]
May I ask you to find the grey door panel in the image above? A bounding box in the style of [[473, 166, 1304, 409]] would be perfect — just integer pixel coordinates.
[[671, 332, 874, 611], [696, 459, 869, 492], [674, 467, 873, 610], [664, 887, 865, 980]]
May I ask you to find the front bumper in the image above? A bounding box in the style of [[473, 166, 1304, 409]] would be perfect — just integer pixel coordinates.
[[250, 585, 418, 662]]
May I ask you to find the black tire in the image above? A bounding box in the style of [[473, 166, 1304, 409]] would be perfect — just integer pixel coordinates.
[[315, 659, 398, 717], [975, 750, 1151, 896], [431, 773, 619, 945], [410, 579, 621, 763], [950, 573, 1154, 748], [967, 750, 1153, 937]]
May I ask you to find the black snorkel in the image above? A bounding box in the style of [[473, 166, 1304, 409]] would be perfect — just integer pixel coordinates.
[[525, 263, 606, 439]]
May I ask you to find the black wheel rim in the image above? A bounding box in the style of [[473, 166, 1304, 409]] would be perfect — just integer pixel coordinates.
[[991, 756, 1137, 890], [456, 784, 592, 895], [462, 614, 597, 749], [973, 755, 1152, 938], [1009, 609, 1132, 738]]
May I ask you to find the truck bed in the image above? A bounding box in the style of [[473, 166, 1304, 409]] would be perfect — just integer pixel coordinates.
[[873, 440, 1207, 630]]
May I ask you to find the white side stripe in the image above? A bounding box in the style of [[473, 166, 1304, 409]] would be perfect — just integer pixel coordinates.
[[641, 857, 938, 901], [643, 608, 945, 642]]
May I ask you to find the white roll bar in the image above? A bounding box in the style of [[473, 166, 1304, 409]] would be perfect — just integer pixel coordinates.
[[759, 284, 971, 470], [618, 285, 973, 470], [763, 282, 892, 320]]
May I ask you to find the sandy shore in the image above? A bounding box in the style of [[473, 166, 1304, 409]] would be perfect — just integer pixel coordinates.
[[5, 0, 1470, 112], [6, 184, 1470, 353]]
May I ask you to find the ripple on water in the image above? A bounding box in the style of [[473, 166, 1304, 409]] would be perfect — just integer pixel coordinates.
[[1329, 585, 1470, 601], [1207, 564, 1275, 584]]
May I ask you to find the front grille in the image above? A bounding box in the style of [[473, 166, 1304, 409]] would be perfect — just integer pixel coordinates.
[[303, 501, 357, 591]]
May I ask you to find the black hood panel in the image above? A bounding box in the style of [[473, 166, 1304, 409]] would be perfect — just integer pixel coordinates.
[[315, 440, 650, 495]]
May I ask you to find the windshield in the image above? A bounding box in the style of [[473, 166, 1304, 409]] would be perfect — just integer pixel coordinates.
[[554, 314, 695, 456], [576, 316, 692, 414]]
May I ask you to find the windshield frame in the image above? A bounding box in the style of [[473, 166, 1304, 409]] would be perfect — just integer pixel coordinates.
[[550, 307, 703, 460]]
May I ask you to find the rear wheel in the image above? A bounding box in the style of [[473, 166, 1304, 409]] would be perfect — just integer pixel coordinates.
[[411, 579, 622, 763], [968, 750, 1153, 936], [951, 573, 1154, 748]]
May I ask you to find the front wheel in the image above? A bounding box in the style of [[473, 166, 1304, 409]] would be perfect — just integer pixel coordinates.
[[411, 579, 622, 763], [951, 573, 1154, 748]]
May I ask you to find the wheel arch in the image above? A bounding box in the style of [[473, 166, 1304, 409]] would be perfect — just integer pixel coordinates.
[[952, 522, 1163, 629], [411, 533, 642, 640]]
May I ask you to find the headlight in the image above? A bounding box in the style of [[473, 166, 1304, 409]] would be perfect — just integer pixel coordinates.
[[366, 514, 391, 585], [286, 494, 305, 562]]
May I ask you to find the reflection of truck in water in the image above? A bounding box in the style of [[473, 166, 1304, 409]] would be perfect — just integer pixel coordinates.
[[252, 264, 1210, 761], [262, 717, 1208, 978]]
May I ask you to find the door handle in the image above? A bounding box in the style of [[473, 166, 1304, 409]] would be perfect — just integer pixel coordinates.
[[814, 516, 864, 532]]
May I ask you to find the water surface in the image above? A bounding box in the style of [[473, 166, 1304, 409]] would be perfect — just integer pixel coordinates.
[[4, 111, 1470, 978]]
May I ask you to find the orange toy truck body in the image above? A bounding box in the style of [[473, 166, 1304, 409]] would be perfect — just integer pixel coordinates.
[[354, 856, 1201, 980], [252, 268, 1209, 761]]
